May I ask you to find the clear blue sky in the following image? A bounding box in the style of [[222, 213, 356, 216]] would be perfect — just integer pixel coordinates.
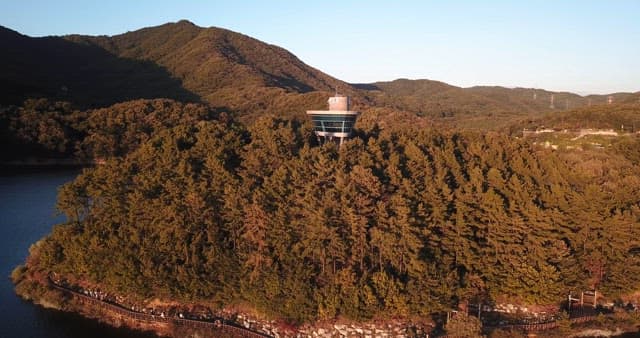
[[1, 0, 639, 94]]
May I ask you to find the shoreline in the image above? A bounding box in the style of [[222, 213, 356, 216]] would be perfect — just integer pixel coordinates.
[[12, 267, 259, 338], [47, 275, 270, 338], [13, 266, 640, 338], [12, 264, 433, 338], [10, 231, 640, 338], [0, 158, 94, 170]]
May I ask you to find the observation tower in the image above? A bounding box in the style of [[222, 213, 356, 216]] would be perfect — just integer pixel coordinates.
[[307, 95, 359, 146]]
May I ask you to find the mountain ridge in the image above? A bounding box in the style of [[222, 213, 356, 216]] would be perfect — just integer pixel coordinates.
[[67, 20, 350, 93], [354, 78, 638, 129], [1, 20, 637, 125]]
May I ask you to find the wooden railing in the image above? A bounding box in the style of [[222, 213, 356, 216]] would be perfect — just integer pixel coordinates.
[[48, 278, 272, 338], [49, 276, 603, 337], [483, 314, 597, 332]]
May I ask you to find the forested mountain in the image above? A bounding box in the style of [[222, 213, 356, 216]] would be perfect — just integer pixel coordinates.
[[0, 26, 199, 107], [6, 20, 640, 333], [0, 21, 359, 161], [2, 20, 638, 165], [68, 21, 353, 96], [19, 115, 640, 324], [66, 20, 365, 118], [356, 79, 639, 129], [3, 21, 636, 126], [512, 101, 640, 133], [0, 21, 362, 121]]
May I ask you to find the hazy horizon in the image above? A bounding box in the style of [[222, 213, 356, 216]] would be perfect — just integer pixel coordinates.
[[1, 0, 639, 95]]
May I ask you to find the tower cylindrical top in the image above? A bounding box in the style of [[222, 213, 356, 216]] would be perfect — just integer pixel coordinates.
[[328, 96, 350, 111]]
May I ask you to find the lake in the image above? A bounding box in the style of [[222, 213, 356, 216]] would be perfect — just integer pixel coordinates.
[[0, 167, 158, 338]]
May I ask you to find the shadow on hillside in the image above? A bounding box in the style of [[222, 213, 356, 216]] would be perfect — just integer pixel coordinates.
[[0, 26, 200, 108], [351, 83, 381, 91], [265, 72, 316, 93]]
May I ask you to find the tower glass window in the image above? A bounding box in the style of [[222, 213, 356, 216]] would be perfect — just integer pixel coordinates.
[[307, 95, 359, 145]]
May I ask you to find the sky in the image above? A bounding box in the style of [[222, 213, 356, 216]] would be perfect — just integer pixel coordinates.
[[1, 1, 639, 95]]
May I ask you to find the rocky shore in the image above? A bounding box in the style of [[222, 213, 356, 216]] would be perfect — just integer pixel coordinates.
[[12, 253, 640, 338], [14, 265, 640, 338], [12, 263, 433, 338]]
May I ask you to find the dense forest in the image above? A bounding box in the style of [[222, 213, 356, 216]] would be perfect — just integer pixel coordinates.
[[0, 98, 220, 160], [24, 111, 640, 323], [514, 101, 640, 133]]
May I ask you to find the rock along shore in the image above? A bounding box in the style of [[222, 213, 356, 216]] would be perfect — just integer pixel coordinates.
[[12, 264, 432, 338]]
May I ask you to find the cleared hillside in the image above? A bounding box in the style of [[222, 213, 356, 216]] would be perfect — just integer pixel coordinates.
[[513, 101, 640, 132]]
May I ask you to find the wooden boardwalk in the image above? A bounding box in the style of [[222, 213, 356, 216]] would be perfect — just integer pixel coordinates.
[[49, 276, 603, 337], [48, 278, 272, 338], [484, 313, 596, 332]]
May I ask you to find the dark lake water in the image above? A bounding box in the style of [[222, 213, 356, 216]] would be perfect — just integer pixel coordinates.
[[0, 168, 158, 338]]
